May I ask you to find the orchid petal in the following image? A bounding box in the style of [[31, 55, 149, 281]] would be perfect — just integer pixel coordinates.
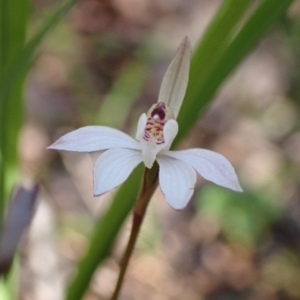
[[136, 113, 147, 141], [140, 138, 161, 169], [166, 149, 243, 192], [48, 126, 140, 152], [158, 36, 191, 118], [93, 148, 142, 196], [157, 155, 196, 210], [163, 119, 178, 150], [136, 113, 158, 168]]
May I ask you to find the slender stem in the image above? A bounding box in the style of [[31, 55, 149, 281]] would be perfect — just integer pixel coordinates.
[[110, 205, 145, 300], [111, 166, 158, 300]]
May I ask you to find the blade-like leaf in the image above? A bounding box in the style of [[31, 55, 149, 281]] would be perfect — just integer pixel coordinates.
[[66, 165, 143, 300], [0, 0, 79, 227], [0, 0, 79, 104], [0, 184, 39, 276], [174, 0, 294, 145], [188, 0, 253, 89], [0, 0, 29, 227], [0, 0, 28, 81]]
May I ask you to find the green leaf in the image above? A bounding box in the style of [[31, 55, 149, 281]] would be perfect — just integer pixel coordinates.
[[174, 0, 294, 145], [66, 165, 143, 300], [187, 0, 252, 89], [0, 0, 79, 225], [0, 0, 79, 104], [0, 0, 29, 80], [0, 0, 29, 226]]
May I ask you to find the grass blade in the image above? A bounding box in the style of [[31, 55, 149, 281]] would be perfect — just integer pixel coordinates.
[[174, 0, 294, 145], [0, 0, 29, 226], [0, 0, 29, 80], [0, 0, 79, 227], [189, 0, 252, 88], [66, 165, 143, 300]]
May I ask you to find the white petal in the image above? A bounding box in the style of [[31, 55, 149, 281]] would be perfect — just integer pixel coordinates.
[[163, 119, 178, 150], [48, 126, 140, 152], [142, 142, 159, 169], [166, 149, 243, 192], [93, 148, 142, 196], [157, 155, 196, 210], [136, 113, 147, 141], [158, 36, 191, 118]]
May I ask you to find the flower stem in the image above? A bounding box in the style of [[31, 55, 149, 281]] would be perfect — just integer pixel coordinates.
[[111, 164, 158, 300]]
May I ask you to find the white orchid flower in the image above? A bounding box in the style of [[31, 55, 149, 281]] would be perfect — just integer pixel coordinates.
[[48, 37, 242, 210]]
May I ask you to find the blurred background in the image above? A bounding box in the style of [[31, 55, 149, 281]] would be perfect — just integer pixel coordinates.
[[14, 0, 300, 299]]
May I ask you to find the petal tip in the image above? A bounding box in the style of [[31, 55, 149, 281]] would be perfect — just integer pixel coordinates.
[[93, 185, 106, 197], [230, 177, 243, 192], [46, 143, 56, 150], [222, 177, 243, 193], [46, 139, 66, 151], [180, 36, 191, 51], [228, 180, 243, 193], [93, 184, 100, 197], [236, 184, 243, 193], [158, 36, 192, 118], [144, 161, 154, 169], [168, 202, 186, 211]]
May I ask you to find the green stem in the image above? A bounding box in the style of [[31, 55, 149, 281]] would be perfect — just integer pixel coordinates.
[[111, 166, 158, 300]]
